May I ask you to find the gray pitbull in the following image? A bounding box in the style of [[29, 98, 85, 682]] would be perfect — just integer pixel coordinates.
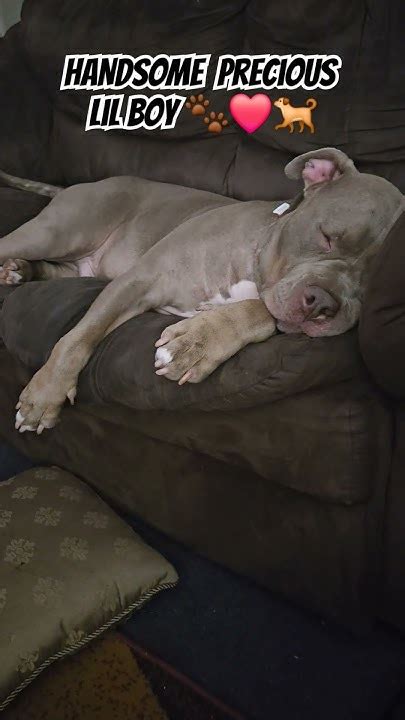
[[0, 147, 403, 434]]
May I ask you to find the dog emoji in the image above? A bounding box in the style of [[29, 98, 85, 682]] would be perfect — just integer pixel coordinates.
[[274, 97, 317, 134]]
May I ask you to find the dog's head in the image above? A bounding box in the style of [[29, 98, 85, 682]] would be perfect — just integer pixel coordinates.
[[260, 148, 404, 337], [274, 97, 290, 109]]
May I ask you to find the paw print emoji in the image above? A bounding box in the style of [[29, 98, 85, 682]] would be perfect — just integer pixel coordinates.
[[185, 94, 210, 116], [204, 112, 229, 134]]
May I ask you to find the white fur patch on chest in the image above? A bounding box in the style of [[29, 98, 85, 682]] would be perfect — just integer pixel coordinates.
[[156, 280, 259, 318], [208, 280, 260, 305]]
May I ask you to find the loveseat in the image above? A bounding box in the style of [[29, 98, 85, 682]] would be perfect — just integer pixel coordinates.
[[0, 0, 404, 630]]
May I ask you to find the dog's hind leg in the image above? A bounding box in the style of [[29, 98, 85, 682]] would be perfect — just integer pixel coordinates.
[[0, 179, 129, 265], [0, 259, 79, 285], [298, 120, 305, 133], [0, 199, 84, 264]]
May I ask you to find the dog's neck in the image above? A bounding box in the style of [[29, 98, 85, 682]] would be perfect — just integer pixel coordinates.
[[254, 192, 304, 292]]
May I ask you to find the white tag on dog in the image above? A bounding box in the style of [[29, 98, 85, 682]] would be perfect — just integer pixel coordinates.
[[273, 202, 290, 216]]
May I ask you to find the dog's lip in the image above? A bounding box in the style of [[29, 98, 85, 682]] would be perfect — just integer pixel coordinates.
[[265, 290, 336, 332], [276, 316, 332, 335]]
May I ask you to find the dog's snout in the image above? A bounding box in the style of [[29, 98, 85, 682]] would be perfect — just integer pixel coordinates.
[[302, 286, 339, 319]]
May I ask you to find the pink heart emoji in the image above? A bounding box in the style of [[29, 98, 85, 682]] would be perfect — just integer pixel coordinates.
[[229, 93, 272, 134]]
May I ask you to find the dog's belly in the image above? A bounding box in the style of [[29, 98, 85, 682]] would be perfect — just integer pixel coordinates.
[[75, 226, 143, 279], [156, 279, 260, 317]]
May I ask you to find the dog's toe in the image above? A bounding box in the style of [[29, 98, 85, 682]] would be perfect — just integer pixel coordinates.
[[15, 386, 62, 434], [154, 346, 173, 369], [0, 259, 31, 285]]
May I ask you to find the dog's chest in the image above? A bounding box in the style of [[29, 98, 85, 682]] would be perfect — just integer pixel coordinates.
[[156, 279, 260, 318], [206, 280, 260, 305]]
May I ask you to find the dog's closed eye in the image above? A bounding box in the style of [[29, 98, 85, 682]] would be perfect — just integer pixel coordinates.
[[318, 227, 339, 253]]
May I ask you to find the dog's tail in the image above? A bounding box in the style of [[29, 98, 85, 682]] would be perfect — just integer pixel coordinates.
[[306, 99, 317, 110], [0, 169, 62, 197]]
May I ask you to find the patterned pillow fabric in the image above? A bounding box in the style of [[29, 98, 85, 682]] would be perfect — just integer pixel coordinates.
[[0, 466, 178, 711]]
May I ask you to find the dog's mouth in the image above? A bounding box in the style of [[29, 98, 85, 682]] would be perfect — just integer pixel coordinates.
[[263, 284, 345, 337], [276, 316, 333, 337]]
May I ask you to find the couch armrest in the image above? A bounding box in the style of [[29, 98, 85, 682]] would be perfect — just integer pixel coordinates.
[[359, 210, 405, 398], [1, 277, 366, 413], [0, 24, 52, 179]]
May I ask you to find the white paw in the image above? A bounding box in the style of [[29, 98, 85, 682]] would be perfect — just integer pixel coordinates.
[[0, 258, 33, 285], [15, 409, 42, 434], [0, 265, 23, 285], [153, 323, 207, 385], [6, 270, 23, 285], [154, 347, 173, 370], [14, 375, 73, 435]]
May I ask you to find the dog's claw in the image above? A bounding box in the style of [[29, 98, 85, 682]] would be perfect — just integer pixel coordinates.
[[178, 370, 193, 385], [67, 387, 76, 406], [15, 410, 24, 430], [19, 424, 35, 433]]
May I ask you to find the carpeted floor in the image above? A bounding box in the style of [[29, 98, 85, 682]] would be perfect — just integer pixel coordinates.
[[2, 633, 236, 720], [2, 444, 405, 720], [0, 443, 34, 481], [122, 515, 405, 720]]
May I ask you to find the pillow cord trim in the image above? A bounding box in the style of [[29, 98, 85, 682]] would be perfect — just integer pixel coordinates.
[[0, 578, 178, 712]]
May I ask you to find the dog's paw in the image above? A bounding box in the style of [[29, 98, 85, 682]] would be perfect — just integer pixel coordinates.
[[185, 94, 209, 116], [0, 259, 33, 285], [204, 111, 229, 133], [15, 371, 76, 435], [154, 316, 222, 385]]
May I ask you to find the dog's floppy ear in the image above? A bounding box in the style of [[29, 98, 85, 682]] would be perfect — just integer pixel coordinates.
[[284, 147, 358, 182], [283, 97, 290, 105]]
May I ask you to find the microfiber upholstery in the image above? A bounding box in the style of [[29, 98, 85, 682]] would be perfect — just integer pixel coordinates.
[[0, 0, 404, 627], [0, 279, 382, 505], [0, 466, 178, 712], [1, 2, 404, 196], [0, 277, 365, 413]]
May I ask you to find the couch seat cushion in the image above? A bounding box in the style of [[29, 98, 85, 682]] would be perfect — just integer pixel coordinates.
[[0, 466, 177, 711]]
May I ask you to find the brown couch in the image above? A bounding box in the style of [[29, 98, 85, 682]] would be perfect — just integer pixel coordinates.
[[0, 0, 404, 630], [360, 209, 405, 632]]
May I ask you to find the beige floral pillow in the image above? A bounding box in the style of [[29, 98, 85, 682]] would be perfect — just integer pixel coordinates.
[[0, 466, 178, 711]]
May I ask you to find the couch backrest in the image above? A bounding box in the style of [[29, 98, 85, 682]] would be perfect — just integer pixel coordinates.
[[2, 0, 405, 197]]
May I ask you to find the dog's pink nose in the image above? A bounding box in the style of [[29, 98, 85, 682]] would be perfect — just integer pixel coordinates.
[[302, 286, 339, 319]]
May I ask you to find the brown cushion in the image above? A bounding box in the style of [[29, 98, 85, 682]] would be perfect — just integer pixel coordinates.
[[359, 210, 405, 398], [0, 187, 49, 238], [1, 277, 366, 413], [0, 344, 383, 505], [0, 466, 178, 712], [0, 349, 390, 629], [3, 2, 404, 198]]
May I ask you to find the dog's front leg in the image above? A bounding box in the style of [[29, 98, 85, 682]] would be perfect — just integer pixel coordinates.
[[154, 299, 276, 384], [15, 270, 156, 433]]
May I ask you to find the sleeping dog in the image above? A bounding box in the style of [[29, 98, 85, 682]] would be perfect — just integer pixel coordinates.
[[0, 147, 402, 434]]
